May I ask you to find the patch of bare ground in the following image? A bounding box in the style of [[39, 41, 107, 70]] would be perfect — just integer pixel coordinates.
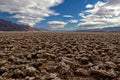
[[0, 32, 120, 80]]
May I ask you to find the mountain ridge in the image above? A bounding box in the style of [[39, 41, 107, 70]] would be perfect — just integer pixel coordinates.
[[0, 19, 40, 31]]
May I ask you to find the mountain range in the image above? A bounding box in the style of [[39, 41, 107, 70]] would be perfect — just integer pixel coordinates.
[[0, 19, 40, 31], [73, 27, 120, 32], [0, 19, 120, 32]]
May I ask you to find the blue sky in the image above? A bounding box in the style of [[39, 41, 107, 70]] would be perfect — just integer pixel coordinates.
[[0, 0, 120, 30]]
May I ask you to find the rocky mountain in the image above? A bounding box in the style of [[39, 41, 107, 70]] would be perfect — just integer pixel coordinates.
[[0, 19, 40, 31]]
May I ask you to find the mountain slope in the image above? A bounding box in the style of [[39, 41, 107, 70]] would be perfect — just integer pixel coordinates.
[[0, 19, 40, 31]]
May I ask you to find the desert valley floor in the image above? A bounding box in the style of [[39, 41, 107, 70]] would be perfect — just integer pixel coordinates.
[[0, 32, 120, 80]]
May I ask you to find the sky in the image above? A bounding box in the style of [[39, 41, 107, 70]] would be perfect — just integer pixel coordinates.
[[0, 0, 120, 30]]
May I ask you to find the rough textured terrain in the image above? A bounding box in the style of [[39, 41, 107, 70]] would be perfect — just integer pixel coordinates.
[[0, 32, 120, 80]]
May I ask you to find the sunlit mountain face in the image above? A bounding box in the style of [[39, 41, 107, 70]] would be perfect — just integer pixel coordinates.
[[0, 0, 120, 31]]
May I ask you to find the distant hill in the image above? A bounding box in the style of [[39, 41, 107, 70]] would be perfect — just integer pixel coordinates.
[[0, 19, 40, 31], [98, 27, 120, 31], [72, 27, 120, 32]]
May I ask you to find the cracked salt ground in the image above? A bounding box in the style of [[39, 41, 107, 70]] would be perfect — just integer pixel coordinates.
[[0, 32, 120, 80]]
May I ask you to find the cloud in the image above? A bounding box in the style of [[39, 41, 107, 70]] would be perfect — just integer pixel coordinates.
[[69, 20, 78, 23], [63, 15, 73, 18], [48, 21, 67, 29], [0, 0, 63, 26], [86, 4, 93, 8], [78, 0, 120, 29]]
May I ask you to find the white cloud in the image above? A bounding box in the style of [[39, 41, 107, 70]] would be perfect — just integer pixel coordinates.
[[78, 0, 120, 29], [0, 0, 63, 26], [79, 13, 86, 18], [105, 0, 120, 6], [48, 21, 67, 29], [63, 15, 73, 18], [69, 20, 78, 23], [86, 4, 93, 8]]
